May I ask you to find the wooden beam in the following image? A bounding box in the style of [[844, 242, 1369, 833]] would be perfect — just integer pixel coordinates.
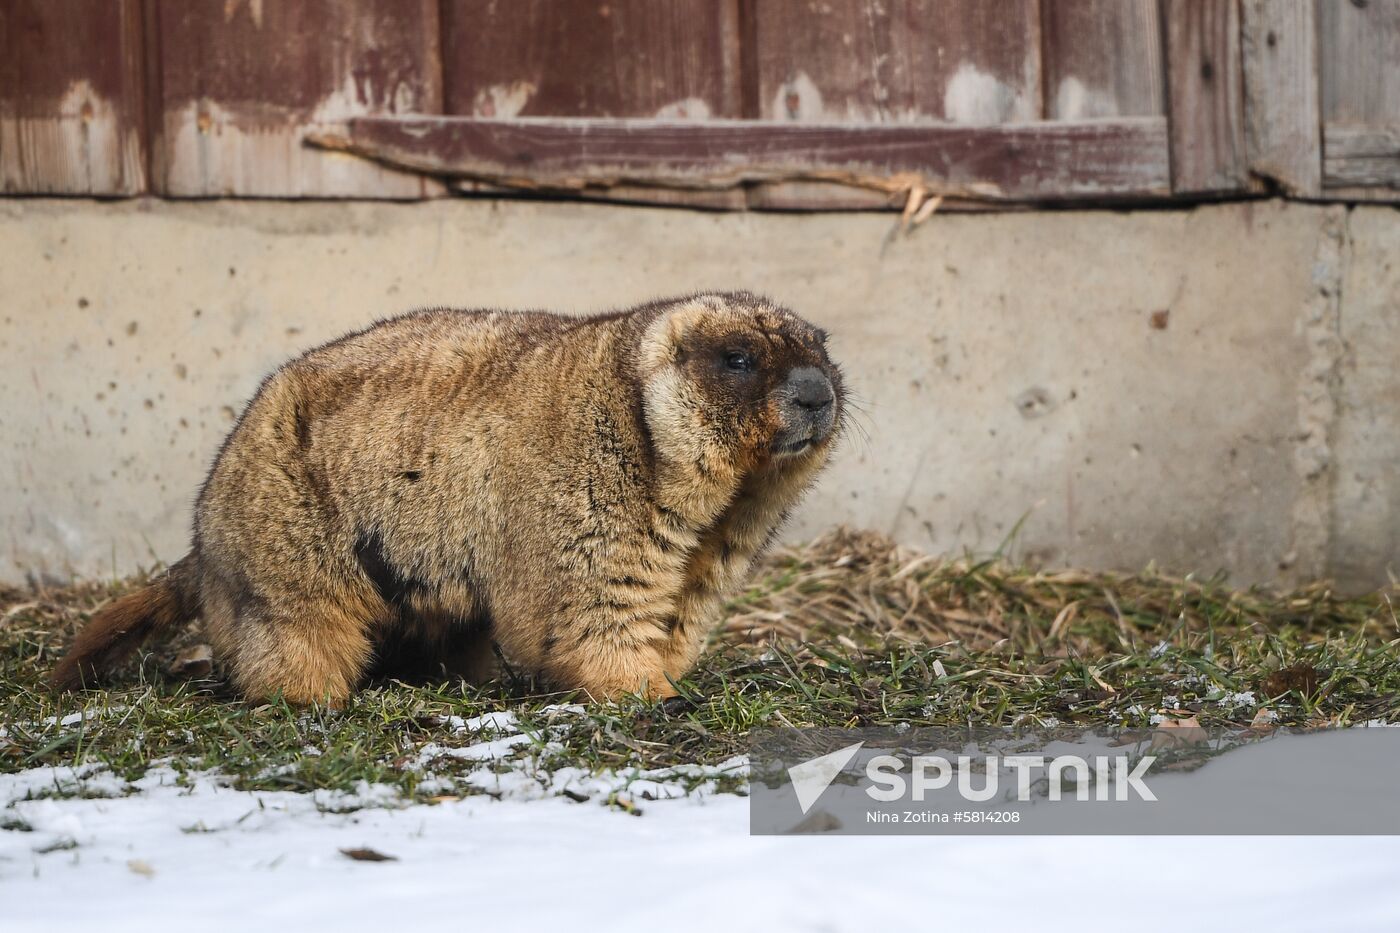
[[1240, 0, 1322, 196], [311, 116, 1172, 203], [1162, 0, 1251, 195], [439, 0, 746, 209]]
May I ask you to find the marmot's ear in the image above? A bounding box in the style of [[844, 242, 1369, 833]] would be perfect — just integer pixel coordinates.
[[638, 302, 708, 377]]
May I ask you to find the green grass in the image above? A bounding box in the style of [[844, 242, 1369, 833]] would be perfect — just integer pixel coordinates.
[[3, 530, 1398, 802]]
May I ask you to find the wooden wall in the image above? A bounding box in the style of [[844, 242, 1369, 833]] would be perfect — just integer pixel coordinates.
[[1, 0, 1398, 205], [147, 0, 442, 197], [0, 0, 145, 194], [1319, 0, 1400, 195]]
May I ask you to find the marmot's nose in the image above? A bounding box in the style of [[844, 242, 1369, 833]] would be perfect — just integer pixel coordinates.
[[787, 367, 834, 412]]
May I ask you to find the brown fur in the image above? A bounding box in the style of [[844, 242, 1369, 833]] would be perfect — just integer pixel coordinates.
[[50, 556, 199, 690], [52, 292, 844, 704]]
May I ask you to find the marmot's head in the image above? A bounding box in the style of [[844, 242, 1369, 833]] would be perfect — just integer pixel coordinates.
[[638, 293, 844, 473]]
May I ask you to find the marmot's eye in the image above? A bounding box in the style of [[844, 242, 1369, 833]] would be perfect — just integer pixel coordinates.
[[724, 351, 753, 373]]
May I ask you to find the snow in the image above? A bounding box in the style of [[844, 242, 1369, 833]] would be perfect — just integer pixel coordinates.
[[4, 711, 1400, 931], [1217, 690, 1258, 708], [4, 764, 1400, 932]]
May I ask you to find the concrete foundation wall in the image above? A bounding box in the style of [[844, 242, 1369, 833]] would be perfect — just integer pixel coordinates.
[[1, 197, 1396, 589]]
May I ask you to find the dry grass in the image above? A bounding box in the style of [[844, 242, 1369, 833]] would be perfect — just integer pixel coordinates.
[[727, 528, 1398, 653]]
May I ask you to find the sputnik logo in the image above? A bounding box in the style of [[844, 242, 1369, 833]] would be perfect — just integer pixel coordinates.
[[787, 742, 865, 814]]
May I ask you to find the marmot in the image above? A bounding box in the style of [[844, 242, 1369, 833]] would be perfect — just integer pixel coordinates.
[[52, 292, 844, 704]]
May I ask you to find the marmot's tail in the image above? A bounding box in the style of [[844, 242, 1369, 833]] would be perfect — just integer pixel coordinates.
[[51, 554, 199, 691]]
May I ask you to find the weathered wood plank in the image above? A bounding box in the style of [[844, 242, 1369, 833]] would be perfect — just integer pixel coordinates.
[[1162, 0, 1251, 194], [148, 0, 442, 198], [0, 0, 146, 195], [1323, 124, 1400, 189], [1240, 0, 1321, 196], [313, 116, 1171, 202], [441, 0, 744, 209], [747, 0, 1043, 209], [1317, 0, 1400, 200], [749, 0, 1043, 122], [1041, 0, 1165, 119], [441, 0, 741, 119], [1319, 0, 1400, 125]]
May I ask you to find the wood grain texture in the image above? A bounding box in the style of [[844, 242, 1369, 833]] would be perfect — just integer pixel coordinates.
[[746, 0, 1043, 209], [1317, 0, 1400, 200], [441, 0, 743, 208], [1041, 0, 1165, 119], [1162, 0, 1250, 194], [441, 0, 741, 119], [1240, 0, 1321, 196], [1324, 123, 1400, 189], [0, 0, 146, 194], [749, 0, 1042, 122], [148, 0, 442, 198], [319, 115, 1171, 202], [1319, 0, 1400, 125]]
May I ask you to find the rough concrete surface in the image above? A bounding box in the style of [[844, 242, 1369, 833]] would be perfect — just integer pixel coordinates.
[[0, 197, 1394, 588], [1332, 207, 1400, 591]]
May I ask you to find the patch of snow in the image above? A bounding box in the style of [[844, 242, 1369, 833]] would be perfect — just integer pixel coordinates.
[[1219, 690, 1257, 708], [415, 731, 536, 767], [439, 710, 519, 734], [311, 781, 410, 815], [4, 760, 1400, 932], [39, 705, 129, 728]]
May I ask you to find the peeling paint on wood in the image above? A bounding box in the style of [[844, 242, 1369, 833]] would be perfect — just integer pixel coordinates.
[[147, 0, 443, 198], [746, 0, 1043, 209], [1041, 0, 1164, 120], [441, 0, 745, 209], [442, 1, 741, 119], [749, 0, 1042, 123], [0, 0, 1388, 209], [0, 0, 146, 195]]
